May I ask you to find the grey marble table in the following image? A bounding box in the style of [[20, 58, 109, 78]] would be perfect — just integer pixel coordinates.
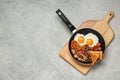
[[0, 0, 120, 80]]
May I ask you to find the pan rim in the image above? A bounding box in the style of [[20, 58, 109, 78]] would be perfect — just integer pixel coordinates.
[[69, 28, 106, 65]]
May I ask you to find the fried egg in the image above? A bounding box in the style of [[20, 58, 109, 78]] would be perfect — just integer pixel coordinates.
[[85, 33, 99, 47], [74, 34, 85, 46]]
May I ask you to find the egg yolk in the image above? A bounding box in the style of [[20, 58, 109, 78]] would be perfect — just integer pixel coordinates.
[[78, 36, 84, 43], [86, 39, 93, 46]]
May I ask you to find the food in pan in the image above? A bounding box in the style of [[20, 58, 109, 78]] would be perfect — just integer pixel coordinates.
[[85, 33, 99, 47], [74, 33, 99, 47], [90, 51, 103, 61], [74, 34, 86, 46], [71, 40, 91, 62], [89, 51, 103, 65], [70, 33, 103, 64]]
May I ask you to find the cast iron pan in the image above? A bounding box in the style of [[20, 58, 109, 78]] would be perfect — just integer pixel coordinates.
[[56, 9, 105, 65]]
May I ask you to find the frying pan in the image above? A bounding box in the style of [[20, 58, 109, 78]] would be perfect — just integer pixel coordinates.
[[56, 9, 105, 65]]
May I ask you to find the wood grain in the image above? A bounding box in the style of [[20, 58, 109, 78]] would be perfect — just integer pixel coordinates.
[[59, 12, 114, 75]]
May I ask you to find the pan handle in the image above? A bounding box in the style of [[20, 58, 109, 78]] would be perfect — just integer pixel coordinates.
[[56, 9, 76, 33]]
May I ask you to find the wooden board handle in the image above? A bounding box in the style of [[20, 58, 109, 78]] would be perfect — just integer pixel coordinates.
[[104, 12, 114, 23]]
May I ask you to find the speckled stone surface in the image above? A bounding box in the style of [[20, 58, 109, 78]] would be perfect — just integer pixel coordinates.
[[0, 0, 120, 80]]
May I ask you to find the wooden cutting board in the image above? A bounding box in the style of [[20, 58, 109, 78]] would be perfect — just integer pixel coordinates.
[[59, 12, 114, 75]]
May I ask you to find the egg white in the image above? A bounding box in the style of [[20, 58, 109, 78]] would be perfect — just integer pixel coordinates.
[[84, 33, 99, 47], [74, 34, 86, 46]]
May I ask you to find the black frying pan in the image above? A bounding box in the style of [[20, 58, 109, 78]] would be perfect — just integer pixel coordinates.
[[56, 9, 105, 65]]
